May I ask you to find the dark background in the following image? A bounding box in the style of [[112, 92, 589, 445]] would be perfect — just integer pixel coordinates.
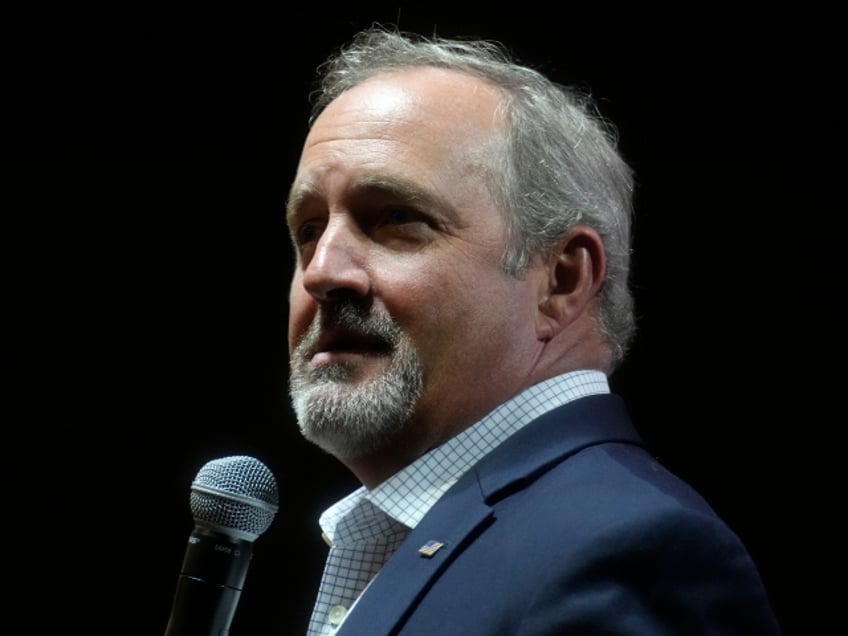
[[10, 5, 822, 634]]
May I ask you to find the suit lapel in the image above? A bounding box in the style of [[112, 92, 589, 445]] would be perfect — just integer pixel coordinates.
[[475, 393, 643, 501], [336, 394, 643, 635], [336, 476, 493, 635]]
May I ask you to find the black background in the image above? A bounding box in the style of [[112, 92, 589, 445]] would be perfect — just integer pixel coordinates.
[[10, 5, 823, 634]]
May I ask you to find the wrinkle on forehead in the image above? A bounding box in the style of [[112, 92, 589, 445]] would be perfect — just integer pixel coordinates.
[[289, 67, 507, 220]]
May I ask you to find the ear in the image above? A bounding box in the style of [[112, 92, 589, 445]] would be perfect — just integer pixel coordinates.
[[536, 225, 606, 341]]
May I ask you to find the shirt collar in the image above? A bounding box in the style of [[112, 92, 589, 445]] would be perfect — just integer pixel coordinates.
[[320, 370, 609, 537]]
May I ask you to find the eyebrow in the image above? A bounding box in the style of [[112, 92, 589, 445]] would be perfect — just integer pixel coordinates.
[[285, 181, 319, 225], [350, 174, 436, 205], [286, 174, 459, 225]]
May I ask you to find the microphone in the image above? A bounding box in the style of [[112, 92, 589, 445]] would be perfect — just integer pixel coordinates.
[[165, 455, 279, 636]]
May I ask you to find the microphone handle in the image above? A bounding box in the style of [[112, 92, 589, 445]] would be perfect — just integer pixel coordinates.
[[165, 527, 254, 636]]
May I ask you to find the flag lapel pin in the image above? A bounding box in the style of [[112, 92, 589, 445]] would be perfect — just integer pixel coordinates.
[[418, 540, 445, 557]]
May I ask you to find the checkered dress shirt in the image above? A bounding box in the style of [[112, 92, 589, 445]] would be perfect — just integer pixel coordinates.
[[305, 370, 609, 635]]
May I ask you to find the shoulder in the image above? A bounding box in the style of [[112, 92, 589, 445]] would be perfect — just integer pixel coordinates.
[[465, 443, 781, 634]]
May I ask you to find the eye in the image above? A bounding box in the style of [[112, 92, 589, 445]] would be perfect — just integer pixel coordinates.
[[293, 219, 325, 247], [371, 206, 439, 249], [382, 207, 428, 226]]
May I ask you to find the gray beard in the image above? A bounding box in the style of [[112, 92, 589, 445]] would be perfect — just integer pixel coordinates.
[[288, 303, 424, 458]]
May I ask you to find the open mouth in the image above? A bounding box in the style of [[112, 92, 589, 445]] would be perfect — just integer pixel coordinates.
[[314, 326, 393, 358]]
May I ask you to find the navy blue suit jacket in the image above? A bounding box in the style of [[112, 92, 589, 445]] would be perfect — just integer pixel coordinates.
[[336, 394, 781, 635]]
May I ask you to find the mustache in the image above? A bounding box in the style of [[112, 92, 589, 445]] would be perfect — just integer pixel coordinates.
[[294, 301, 403, 358]]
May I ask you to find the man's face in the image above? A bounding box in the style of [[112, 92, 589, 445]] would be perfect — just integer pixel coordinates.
[[286, 67, 547, 467]]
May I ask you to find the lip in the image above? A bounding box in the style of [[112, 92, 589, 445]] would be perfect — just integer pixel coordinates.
[[310, 326, 391, 364], [311, 348, 388, 366]]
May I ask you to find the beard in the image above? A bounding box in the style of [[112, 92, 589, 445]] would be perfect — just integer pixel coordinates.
[[288, 302, 424, 459]]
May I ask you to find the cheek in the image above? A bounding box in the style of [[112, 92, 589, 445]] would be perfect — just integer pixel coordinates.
[[421, 271, 536, 352], [394, 272, 499, 352], [287, 277, 315, 352]]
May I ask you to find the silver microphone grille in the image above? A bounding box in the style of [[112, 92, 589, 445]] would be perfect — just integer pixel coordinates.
[[189, 455, 280, 542]]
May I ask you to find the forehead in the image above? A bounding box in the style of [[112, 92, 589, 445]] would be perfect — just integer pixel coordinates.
[[323, 66, 503, 126], [290, 67, 504, 211]]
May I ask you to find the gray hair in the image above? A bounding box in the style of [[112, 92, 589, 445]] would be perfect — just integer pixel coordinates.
[[307, 26, 636, 370]]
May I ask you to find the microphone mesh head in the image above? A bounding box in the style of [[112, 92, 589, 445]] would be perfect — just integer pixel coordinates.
[[189, 455, 279, 541]]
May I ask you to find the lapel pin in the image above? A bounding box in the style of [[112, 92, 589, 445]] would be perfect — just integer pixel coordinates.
[[418, 540, 445, 557]]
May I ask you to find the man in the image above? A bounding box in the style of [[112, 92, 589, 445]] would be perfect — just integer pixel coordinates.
[[285, 26, 781, 635]]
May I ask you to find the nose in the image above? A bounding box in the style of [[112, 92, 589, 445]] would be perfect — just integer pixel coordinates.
[[301, 219, 371, 301]]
